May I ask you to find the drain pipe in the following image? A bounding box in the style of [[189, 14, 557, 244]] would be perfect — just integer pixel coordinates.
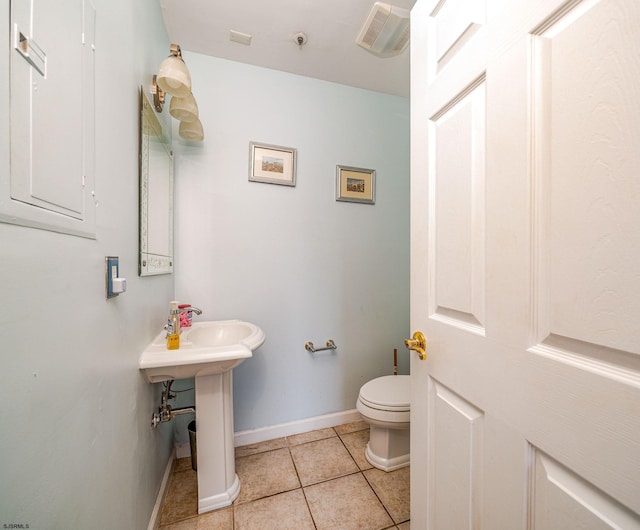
[[151, 380, 196, 429]]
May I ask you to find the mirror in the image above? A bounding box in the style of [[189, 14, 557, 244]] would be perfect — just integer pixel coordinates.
[[139, 89, 174, 276]]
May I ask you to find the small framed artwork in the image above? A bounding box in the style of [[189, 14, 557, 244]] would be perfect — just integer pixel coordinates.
[[336, 165, 376, 204], [249, 142, 297, 186]]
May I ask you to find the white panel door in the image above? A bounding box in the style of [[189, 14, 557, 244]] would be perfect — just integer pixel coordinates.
[[410, 0, 640, 528]]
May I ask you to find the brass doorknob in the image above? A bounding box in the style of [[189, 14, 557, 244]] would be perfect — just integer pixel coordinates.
[[404, 331, 427, 360]]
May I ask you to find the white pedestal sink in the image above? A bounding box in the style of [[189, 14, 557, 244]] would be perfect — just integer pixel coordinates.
[[139, 320, 265, 513]]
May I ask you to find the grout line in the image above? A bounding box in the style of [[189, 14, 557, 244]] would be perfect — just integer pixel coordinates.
[[299, 481, 319, 530], [288, 440, 304, 488], [336, 426, 361, 468], [361, 468, 397, 525]]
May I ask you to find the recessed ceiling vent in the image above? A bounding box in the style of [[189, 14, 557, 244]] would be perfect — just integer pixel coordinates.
[[356, 2, 410, 58]]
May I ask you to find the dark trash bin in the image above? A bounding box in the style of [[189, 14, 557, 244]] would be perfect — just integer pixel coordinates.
[[188, 420, 197, 471]]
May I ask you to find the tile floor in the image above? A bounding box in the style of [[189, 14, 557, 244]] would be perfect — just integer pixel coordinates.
[[158, 420, 410, 529]]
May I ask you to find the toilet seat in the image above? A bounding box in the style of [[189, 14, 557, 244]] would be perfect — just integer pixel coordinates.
[[358, 375, 410, 412]]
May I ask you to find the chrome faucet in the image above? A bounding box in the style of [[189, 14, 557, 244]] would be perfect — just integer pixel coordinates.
[[164, 305, 203, 336]]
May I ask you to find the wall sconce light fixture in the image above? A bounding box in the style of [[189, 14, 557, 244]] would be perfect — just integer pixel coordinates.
[[169, 92, 198, 123], [179, 118, 204, 141], [151, 75, 165, 112], [156, 43, 191, 97], [154, 43, 204, 141]]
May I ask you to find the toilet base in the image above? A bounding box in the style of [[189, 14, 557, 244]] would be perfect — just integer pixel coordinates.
[[365, 424, 410, 472]]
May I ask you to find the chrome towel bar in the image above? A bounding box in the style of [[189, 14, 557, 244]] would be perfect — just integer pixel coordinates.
[[305, 339, 337, 353]]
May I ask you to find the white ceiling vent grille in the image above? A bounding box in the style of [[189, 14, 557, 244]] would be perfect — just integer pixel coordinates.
[[356, 2, 410, 58]]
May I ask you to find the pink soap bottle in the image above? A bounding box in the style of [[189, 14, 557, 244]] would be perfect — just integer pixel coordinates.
[[178, 303, 192, 328]]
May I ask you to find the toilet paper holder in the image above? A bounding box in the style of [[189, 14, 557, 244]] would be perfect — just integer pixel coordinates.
[[304, 339, 337, 353]]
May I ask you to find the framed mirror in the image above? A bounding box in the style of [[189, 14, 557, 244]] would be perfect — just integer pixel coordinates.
[[139, 88, 174, 276]]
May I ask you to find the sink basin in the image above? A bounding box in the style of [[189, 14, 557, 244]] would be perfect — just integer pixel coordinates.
[[139, 320, 265, 383]]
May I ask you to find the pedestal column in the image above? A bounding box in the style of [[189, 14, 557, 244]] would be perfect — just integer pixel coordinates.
[[194, 371, 240, 513]]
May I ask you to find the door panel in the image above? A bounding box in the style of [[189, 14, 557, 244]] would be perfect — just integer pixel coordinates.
[[531, 0, 640, 356], [431, 380, 484, 530], [431, 78, 486, 332], [410, 0, 640, 528], [530, 449, 640, 529], [429, 0, 486, 76]]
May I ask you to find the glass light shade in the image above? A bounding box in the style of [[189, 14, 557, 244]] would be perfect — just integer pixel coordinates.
[[156, 55, 192, 97], [179, 118, 204, 141], [169, 93, 199, 122]]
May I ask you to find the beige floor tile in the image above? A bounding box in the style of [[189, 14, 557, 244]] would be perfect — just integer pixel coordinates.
[[286, 427, 336, 446], [364, 467, 410, 524], [174, 457, 194, 473], [340, 429, 373, 471], [235, 437, 287, 458], [235, 447, 300, 504], [159, 469, 198, 525], [334, 419, 368, 435], [289, 436, 359, 486], [160, 425, 410, 530], [159, 507, 233, 529], [234, 489, 315, 530], [304, 473, 394, 530]]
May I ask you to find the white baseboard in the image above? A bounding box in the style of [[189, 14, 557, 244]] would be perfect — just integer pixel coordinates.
[[233, 409, 363, 447], [147, 448, 175, 530], [172, 409, 363, 459]]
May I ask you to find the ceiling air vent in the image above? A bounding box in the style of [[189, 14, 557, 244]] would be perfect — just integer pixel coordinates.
[[356, 2, 410, 58]]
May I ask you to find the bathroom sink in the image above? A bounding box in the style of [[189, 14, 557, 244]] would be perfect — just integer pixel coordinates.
[[139, 320, 265, 383]]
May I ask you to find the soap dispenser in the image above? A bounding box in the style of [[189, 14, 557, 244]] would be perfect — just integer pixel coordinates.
[[167, 301, 180, 350]]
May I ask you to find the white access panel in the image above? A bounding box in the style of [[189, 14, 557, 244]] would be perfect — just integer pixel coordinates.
[[0, 0, 8, 188], [2, 0, 96, 238]]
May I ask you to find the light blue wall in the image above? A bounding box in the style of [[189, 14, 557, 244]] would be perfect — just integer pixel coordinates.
[[0, 1, 174, 528], [174, 53, 410, 434], [0, 6, 410, 524]]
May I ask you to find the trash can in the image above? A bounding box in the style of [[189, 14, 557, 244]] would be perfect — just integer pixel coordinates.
[[188, 420, 197, 471]]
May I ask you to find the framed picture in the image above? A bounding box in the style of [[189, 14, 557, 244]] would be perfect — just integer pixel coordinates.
[[336, 165, 376, 204], [249, 142, 297, 186]]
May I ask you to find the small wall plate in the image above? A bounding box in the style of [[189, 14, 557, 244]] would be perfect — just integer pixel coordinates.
[[105, 256, 119, 299]]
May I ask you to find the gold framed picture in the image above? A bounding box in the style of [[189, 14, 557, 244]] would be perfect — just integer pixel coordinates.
[[336, 165, 376, 204]]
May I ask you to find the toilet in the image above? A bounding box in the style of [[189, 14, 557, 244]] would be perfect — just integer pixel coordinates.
[[356, 375, 410, 472]]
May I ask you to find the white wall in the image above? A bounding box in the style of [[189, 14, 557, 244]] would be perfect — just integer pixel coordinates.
[[174, 53, 410, 435], [0, 1, 174, 527]]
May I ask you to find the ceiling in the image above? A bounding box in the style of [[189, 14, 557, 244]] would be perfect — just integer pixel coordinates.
[[158, 0, 416, 98]]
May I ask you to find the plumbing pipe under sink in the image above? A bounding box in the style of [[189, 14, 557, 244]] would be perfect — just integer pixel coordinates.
[[151, 380, 195, 429]]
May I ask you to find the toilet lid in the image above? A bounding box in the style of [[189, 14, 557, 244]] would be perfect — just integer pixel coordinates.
[[359, 375, 410, 411]]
